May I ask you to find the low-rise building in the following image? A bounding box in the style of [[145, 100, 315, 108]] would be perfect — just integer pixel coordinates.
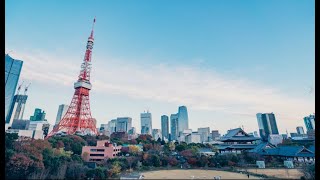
[[185, 133, 201, 144], [249, 142, 315, 163], [81, 140, 122, 162]]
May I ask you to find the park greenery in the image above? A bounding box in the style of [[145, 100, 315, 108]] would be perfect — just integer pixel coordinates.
[[5, 133, 314, 179]]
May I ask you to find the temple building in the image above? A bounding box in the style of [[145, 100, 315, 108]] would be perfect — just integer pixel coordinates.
[[217, 128, 261, 154]]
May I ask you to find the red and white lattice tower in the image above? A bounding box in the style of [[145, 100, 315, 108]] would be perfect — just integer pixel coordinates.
[[47, 18, 98, 138]]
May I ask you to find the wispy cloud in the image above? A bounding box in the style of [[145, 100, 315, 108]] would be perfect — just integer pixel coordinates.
[[8, 49, 314, 132]]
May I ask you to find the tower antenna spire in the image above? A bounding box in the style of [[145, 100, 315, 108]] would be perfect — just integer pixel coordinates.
[[90, 17, 96, 38]]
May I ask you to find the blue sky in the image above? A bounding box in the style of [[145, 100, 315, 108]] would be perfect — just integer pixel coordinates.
[[5, 0, 314, 135]]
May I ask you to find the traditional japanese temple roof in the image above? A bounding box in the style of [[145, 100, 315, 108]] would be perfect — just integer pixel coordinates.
[[219, 128, 261, 142], [251, 145, 315, 158]]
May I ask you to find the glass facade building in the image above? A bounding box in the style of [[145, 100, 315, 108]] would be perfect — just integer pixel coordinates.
[[161, 115, 169, 140], [116, 117, 132, 133], [256, 113, 279, 141], [141, 111, 152, 134], [5, 54, 23, 123], [30, 108, 47, 121], [304, 114, 315, 132], [177, 106, 189, 133], [6, 94, 28, 125], [170, 113, 179, 141], [55, 104, 69, 125]]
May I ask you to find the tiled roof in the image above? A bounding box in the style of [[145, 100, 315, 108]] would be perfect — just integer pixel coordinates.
[[220, 136, 260, 142], [224, 128, 243, 138], [248, 142, 276, 153], [217, 144, 257, 150], [257, 145, 315, 157]]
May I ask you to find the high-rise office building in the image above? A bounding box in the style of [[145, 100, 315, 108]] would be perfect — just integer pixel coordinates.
[[161, 115, 169, 140], [178, 106, 189, 133], [256, 113, 279, 141], [55, 104, 69, 125], [108, 119, 117, 133], [30, 108, 47, 121], [296, 126, 305, 135], [5, 54, 23, 123], [6, 94, 28, 125], [198, 127, 210, 142], [304, 114, 315, 132], [141, 111, 152, 134], [170, 113, 179, 141], [116, 117, 132, 133]]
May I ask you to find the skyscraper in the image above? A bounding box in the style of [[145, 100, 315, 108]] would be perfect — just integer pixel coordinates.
[[5, 54, 23, 123], [304, 114, 315, 132], [296, 126, 305, 135], [170, 113, 179, 141], [6, 94, 28, 125], [116, 117, 132, 133], [108, 119, 117, 133], [178, 106, 189, 133], [30, 108, 47, 121], [55, 104, 69, 125], [256, 113, 279, 141], [141, 111, 152, 134], [161, 115, 169, 140]]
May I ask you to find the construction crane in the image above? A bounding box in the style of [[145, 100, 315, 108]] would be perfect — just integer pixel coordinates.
[[16, 81, 24, 95], [24, 83, 31, 95]]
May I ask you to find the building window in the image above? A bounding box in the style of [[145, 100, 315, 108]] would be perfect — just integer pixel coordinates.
[[90, 149, 97, 152], [89, 154, 104, 157], [97, 149, 105, 152]]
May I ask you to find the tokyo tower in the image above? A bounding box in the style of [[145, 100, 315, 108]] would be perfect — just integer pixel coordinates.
[[47, 18, 98, 138]]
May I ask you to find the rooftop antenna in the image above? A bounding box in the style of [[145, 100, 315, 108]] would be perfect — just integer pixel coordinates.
[[24, 83, 31, 95]]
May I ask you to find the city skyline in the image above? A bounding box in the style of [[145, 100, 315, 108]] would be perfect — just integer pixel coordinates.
[[5, 0, 315, 134]]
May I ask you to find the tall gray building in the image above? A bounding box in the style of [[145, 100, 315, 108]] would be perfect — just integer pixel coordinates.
[[55, 104, 69, 125], [5, 54, 23, 123], [6, 94, 28, 126], [116, 117, 132, 132], [170, 113, 179, 141], [108, 119, 117, 133], [304, 114, 315, 132], [178, 106, 189, 133], [161, 115, 169, 140], [141, 111, 152, 134], [256, 113, 279, 141]]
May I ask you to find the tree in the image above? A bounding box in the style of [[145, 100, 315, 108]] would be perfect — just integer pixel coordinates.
[[65, 162, 88, 179], [110, 162, 121, 177], [151, 154, 161, 167], [169, 142, 175, 151], [168, 157, 178, 166], [181, 149, 193, 158], [175, 144, 187, 152], [129, 145, 140, 155], [187, 157, 197, 166], [6, 153, 37, 179]]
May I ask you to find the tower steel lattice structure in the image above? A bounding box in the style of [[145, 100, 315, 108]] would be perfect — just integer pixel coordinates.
[[47, 18, 98, 138]]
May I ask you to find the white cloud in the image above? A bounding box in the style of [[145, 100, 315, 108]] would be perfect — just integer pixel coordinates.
[[8, 49, 314, 133]]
